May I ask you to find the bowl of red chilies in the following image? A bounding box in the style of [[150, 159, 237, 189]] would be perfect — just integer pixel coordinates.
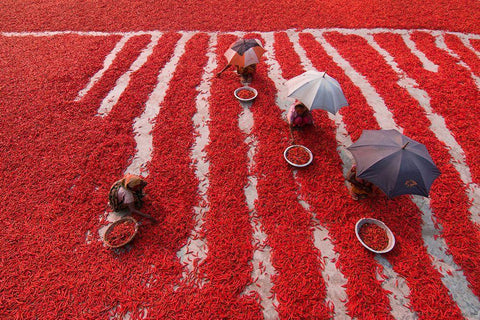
[[355, 218, 395, 254], [284, 145, 313, 168], [234, 86, 258, 102], [103, 216, 139, 249]]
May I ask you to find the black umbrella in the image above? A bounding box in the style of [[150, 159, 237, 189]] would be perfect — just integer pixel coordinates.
[[347, 129, 441, 198]]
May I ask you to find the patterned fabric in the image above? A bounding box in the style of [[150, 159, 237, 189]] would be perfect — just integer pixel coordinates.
[[108, 180, 125, 211], [287, 103, 313, 127], [108, 175, 147, 211]]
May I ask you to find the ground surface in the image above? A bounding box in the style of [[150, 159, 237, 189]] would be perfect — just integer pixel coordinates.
[[0, 1, 479, 319]]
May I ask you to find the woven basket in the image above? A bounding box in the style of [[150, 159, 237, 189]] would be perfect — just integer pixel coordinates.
[[103, 216, 139, 249]]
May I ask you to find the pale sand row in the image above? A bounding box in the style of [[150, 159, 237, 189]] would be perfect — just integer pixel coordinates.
[[375, 255, 415, 319], [457, 35, 480, 57], [226, 31, 279, 320], [402, 32, 439, 72]]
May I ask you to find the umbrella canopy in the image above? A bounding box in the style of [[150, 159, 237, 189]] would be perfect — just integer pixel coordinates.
[[224, 38, 265, 67], [285, 70, 348, 114], [347, 129, 441, 198]]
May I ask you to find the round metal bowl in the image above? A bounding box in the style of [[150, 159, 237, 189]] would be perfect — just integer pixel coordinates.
[[234, 86, 258, 102], [283, 145, 313, 168], [355, 218, 395, 254], [103, 216, 139, 249]]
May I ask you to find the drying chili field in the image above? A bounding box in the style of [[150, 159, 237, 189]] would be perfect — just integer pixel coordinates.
[[1, 1, 479, 319]]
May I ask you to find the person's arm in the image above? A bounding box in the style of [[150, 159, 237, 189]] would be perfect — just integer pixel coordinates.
[[347, 169, 363, 188], [216, 64, 231, 77], [287, 104, 296, 127], [289, 125, 295, 143], [127, 203, 158, 223]]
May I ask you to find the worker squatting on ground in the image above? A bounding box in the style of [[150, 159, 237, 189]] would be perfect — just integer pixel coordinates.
[[108, 174, 158, 223]]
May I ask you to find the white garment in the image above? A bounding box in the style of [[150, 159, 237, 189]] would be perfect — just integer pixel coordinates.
[[117, 186, 134, 205]]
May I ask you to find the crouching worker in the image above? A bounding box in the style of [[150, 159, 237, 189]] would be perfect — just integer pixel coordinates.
[[236, 64, 256, 84], [287, 101, 313, 128], [216, 63, 257, 84], [108, 174, 157, 223], [346, 165, 373, 200]]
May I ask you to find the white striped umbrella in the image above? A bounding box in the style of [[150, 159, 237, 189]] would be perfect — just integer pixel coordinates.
[[224, 38, 265, 67]]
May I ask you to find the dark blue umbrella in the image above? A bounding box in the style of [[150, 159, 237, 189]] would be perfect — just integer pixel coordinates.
[[347, 129, 441, 198]]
